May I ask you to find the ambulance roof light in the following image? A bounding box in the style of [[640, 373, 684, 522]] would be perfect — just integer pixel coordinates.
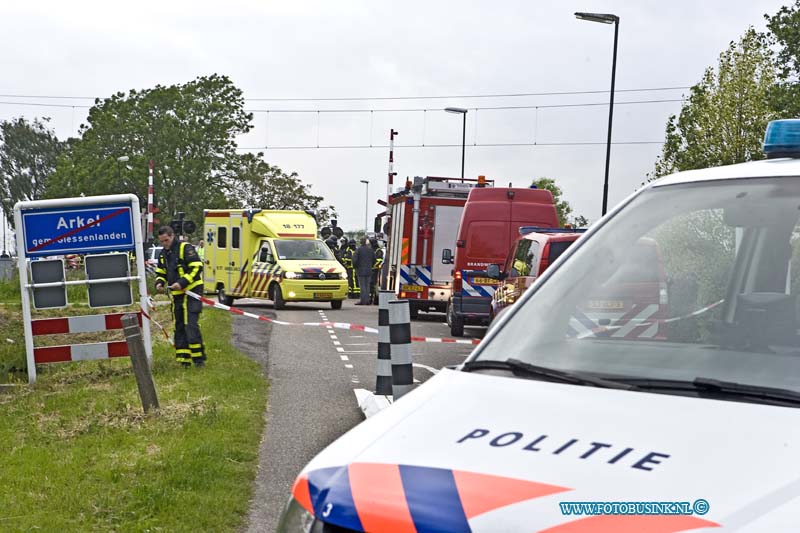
[[763, 119, 800, 159]]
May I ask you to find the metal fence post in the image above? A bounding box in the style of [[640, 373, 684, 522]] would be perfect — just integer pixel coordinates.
[[122, 313, 160, 413], [388, 299, 413, 399]]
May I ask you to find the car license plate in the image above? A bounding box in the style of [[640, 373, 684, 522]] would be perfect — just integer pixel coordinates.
[[401, 284, 424, 292], [314, 292, 333, 299], [587, 299, 625, 310], [471, 277, 497, 285]]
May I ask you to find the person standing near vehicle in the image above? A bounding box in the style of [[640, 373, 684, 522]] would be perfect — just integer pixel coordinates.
[[339, 239, 357, 298], [370, 239, 384, 304], [155, 225, 206, 367], [352, 236, 375, 305], [196, 239, 205, 262]]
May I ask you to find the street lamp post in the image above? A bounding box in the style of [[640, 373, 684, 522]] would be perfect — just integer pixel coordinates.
[[575, 11, 619, 217], [360, 180, 369, 233], [1, 198, 10, 257], [445, 107, 468, 180], [117, 155, 130, 183]]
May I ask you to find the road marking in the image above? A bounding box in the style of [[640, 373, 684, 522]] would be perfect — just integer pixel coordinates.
[[338, 350, 375, 354], [345, 364, 353, 369], [349, 335, 365, 338], [340, 355, 349, 361], [413, 363, 439, 375], [345, 343, 371, 346], [336, 347, 345, 353], [333, 340, 341, 346]]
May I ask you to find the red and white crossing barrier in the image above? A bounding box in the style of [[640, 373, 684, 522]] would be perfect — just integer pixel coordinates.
[[31, 313, 141, 336], [182, 291, 479, 344], [34, 341, 129, 364], [30, 312, 142, 364]]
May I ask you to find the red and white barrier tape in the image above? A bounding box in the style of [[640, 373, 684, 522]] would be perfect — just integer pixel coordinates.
[[185, 291, 380, 334], [179, 290, 482, 345], [577, 299, 725, 339], [140, 304, 174, 346], [411, 336, 481, 346]]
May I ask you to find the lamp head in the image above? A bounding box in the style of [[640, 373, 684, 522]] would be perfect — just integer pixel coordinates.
[[575, 12, 618, 24]]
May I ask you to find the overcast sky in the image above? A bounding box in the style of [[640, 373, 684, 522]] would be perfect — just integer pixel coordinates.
[[0, 0, 791, 247]]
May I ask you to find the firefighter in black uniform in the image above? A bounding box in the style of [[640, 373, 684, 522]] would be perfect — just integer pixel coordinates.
[[340, 239, 359, 298], [370, 238, 384, 304], [155, 225, 206, 367], [325, 236, 340, 260]]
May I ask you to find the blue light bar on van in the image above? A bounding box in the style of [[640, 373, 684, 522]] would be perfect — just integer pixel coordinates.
[[763, 119, 800, 159], [518, 226, 587, 235]]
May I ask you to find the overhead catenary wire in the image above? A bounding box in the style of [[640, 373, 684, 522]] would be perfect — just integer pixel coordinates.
[[242, 99, 683, 114], [236, 141, 664, 151], [0, 85, 692, 102], [0, 98, 685, 113]]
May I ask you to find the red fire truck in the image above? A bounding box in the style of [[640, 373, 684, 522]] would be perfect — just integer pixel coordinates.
[[382, 176, 494, 319]]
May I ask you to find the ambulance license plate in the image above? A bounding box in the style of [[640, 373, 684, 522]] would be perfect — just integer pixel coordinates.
[[470, 277, 497, 285], [314, 292, 333, 299], [587, 299, 625, 310], [401, 284, 424, 292]]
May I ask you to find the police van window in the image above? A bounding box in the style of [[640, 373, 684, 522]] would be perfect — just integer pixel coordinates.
[[511, 240, 531, 276], [218, 227, 227, 248], [548, 241, 572, 264], [526, 241, 541, 276], [232, 227, 241, 249]]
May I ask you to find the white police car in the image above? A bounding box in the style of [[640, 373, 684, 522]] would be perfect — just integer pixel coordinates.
[[278, 120, 800, 532]]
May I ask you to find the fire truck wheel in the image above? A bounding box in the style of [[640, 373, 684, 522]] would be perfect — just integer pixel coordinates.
[[272, 284, 286, 310], [331, 300, 343, 310], [218, 287, 234, 306], [409, 305, 419, 320]]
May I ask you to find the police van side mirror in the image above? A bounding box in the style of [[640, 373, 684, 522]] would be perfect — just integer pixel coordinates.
[[442, 249, 453, 264], [259, 249, 268, 263], [487, 264, 500, 279]]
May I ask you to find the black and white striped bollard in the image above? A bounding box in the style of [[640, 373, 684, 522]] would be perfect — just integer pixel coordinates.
[[375, 290, 393, 395], [389, 299, 413, 399]]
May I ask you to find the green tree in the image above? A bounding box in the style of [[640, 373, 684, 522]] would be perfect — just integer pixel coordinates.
[[530, 177, 587, 227], [651, 28, 776, 178], [765, 1, 800, 116], [227, 153, 337, 226], [0, 117, 66, 227], [46, 74, 253, 237]]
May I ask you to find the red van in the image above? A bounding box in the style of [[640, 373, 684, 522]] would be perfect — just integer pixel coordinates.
[[442, 187, 558, 336]]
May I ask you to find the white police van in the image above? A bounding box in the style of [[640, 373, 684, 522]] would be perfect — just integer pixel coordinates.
[[278, 120, 800, 532]]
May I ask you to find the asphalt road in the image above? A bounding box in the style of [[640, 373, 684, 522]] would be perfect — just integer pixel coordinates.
[[232, 297, 485, 532]]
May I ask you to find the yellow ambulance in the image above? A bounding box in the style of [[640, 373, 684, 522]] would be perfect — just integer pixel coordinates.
[[202, 209, 348, 309]]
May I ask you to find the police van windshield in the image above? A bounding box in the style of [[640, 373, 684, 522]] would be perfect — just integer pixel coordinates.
[[274, 239, 335, 261], [476, 177, 800, 395]]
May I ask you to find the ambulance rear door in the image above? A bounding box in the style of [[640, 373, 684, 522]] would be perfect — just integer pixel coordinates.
[[203, 220, 216, 289], [228, 212, 243, 290]]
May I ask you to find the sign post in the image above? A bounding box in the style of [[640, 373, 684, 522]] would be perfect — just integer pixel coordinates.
[[14, 194, 151, 384]]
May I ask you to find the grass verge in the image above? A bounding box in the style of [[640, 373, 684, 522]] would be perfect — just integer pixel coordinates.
[[0, 306, 268, 532]]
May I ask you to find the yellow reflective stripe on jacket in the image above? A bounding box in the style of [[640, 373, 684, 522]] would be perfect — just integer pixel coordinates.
[[178, 242, 203, 286]]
